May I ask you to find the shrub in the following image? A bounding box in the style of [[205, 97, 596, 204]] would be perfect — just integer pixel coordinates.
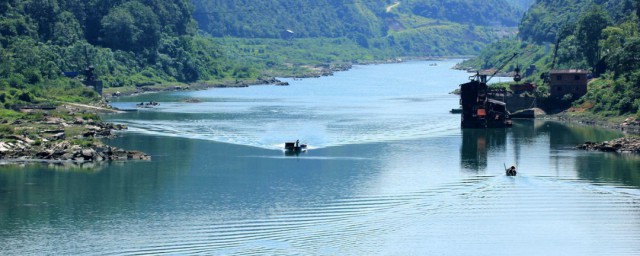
[[0, 124, 14, 135]]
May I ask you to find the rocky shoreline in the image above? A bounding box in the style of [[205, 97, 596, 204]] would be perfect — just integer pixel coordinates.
[[0, 103, 150, 166], [544, 114, 640, 135], [544, 113, 640, 154], [576, 137, 640, 153]]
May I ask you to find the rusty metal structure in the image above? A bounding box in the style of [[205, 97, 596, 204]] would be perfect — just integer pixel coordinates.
[[459, 53, 519, 128]]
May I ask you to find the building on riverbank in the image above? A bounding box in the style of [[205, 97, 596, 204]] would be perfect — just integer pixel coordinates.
[[549, 69, 588, 99]]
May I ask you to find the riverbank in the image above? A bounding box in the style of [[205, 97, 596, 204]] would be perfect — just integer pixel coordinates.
[[102, 57, 454, 100], [103, 62, 355, 99], [542, 111, 640, 135], [0, 102, 150, 166]]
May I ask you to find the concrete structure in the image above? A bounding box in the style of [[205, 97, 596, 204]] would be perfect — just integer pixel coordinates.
[[549, 69, 588, 99], [510, 83, 536, 94]]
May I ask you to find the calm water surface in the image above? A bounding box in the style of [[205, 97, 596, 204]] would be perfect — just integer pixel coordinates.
[[1, 60, 640, 255]]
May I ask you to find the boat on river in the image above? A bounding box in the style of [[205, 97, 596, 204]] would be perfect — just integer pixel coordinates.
[[136, 101, 160, 108], [459, 53, 521, 129], [505, 166, 517, 176], [284, 141, 307, 154]]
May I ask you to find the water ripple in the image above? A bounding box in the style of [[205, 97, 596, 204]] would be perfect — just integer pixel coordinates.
[[85, 175, 639, 255]]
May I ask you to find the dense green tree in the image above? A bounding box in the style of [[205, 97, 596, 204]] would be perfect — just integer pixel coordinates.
[[142, 0, 195, 35], [100, 1, 161, 53], [606, 37, 640, 76], [25, 0, 61, 41], [52, 11, 83, 46], [576, 5, 611, 67], [599, 26, 625, 59]]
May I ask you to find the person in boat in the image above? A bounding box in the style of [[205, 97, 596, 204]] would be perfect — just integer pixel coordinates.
[[507, 166, 516, 175]]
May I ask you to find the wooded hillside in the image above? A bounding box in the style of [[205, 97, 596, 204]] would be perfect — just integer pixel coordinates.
[[0, 0, 250, 109], [192, 0, 523, 39], [191, 0, 527, 57]]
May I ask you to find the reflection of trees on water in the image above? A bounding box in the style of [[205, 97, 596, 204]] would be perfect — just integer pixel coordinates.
[[460, 119, 636, 186], [460, 119, 628, 175], [510, 120, 538, 166], [0, 134, 379, 234], [459, 121, 539, 169], [535, 121, 634, 184], [574, 153, 640, 187], [0, 134, 194, 233], [535, 121, 621, 149]]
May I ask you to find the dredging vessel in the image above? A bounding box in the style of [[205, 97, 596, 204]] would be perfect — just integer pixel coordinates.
[[459, 54, 520, 128]]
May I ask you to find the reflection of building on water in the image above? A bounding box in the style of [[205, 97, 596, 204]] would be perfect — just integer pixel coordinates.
[[460, 120, 549, 173], [460, 128, 507, 172]]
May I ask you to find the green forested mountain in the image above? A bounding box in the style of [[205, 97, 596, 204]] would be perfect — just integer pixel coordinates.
[[192, 0, 522, 38], [191, 0, 524, 56]]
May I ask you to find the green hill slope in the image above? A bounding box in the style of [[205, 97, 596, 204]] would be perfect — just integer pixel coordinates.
[[0, 0, 262, 109], [192, 0, 523, 56]]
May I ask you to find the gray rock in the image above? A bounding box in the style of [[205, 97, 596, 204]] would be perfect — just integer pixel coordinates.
[[81, 149, 95, 158]]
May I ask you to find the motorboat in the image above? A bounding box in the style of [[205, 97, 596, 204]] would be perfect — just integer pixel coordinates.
[[284, 141, 307, 154]]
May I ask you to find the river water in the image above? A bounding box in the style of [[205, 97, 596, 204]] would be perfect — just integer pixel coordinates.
[[1, 60, 639, 255]]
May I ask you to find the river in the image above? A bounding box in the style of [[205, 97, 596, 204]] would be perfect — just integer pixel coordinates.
[[1, 60, 639, 255]]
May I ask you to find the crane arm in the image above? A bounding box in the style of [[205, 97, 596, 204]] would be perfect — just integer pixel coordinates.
[[486, 53, 519, 83]]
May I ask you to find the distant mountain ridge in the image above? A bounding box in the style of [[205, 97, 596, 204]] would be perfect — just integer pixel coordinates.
[[192, 0, 526, 39]]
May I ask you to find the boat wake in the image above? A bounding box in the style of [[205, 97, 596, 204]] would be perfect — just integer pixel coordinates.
[[110, 116, 459, 150]]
